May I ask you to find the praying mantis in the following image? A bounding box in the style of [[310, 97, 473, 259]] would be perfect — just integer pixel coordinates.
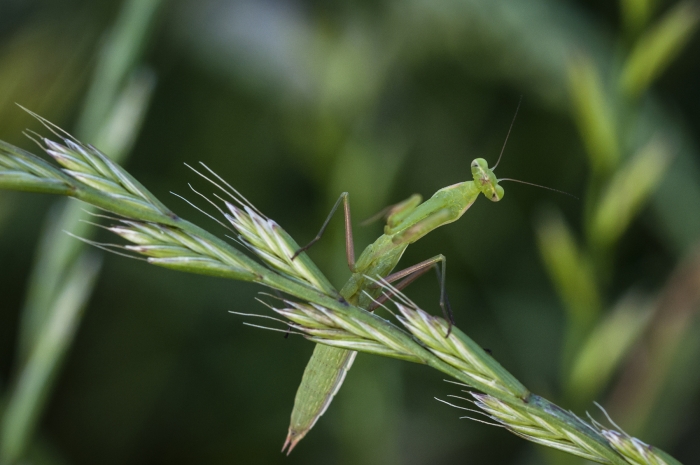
[[283, 100, 571, 453], [0, 103, 573, 456]]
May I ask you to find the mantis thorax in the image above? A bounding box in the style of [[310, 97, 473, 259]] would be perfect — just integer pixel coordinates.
[[471, 158, 504, 202]]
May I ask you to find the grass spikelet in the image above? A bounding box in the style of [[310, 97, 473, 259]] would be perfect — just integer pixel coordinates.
[[393, 301, 520, 397], [601, 430, 671, 465], [372, 280, 529, 399], [471, 393, 606, 462], [268, 299, 421, 362], [108, 219, 259, 281], [181, 161, 338, 297], [223, 202, 338, 296], [0, 140, 73, 195], [34, 130, 172, 216]]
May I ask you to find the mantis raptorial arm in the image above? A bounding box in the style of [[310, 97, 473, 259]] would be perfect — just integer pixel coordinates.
[[390, 208, 454, 244], [359, 194, 422, 227]]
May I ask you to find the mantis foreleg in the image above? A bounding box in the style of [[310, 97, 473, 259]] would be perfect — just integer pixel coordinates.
[[391, 207, 455, 245], [359, 194, 422, 227]]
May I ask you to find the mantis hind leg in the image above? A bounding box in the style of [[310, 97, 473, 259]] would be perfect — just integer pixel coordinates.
[[292, 192, 356, 271], [368, 254, 454, 333]]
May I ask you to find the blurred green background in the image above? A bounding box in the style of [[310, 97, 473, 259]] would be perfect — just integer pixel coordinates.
[[1, 0, 700, 464]]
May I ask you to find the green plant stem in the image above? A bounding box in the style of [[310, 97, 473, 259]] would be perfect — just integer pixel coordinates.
[[0, 145, 674, 463]]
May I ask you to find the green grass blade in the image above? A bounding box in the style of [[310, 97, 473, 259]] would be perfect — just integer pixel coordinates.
[[75, 0, 164, 141], [0, 253, 101, 464], [2, 1, 164, 461]]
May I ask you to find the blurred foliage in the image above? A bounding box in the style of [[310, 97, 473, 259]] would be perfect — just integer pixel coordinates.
[[1, 0, 699, 464]]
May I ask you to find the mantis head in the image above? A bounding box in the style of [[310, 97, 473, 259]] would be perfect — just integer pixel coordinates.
[[471, 158, 504, 202], [467, 100, 576, 203]]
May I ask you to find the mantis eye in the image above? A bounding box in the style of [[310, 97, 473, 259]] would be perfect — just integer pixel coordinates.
[[487, 185, 504, 202]]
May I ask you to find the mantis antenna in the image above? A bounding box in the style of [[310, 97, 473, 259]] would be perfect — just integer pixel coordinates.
[[491, 95, 523, 170], [498, 178, 578, 199]]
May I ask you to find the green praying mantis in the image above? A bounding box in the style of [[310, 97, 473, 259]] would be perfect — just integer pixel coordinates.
[[282, 100, 574, 453]]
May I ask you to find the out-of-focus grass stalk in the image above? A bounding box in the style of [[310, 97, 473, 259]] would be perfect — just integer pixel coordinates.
[[588, 138, 671, 251], [537, 0, 697, 424], [620, 2, 700, 99], [17, 0, 162, 363], [566, 294, 652, 402], [607, 246, 700, 435], [567, 56, 619, 176], [0, 1, 163, 463], [535, 210, 601, 367], [569, 55, 620, 176], [620, 0, 655, 37], [75, 0, 163, 141], [587, 137, 672, 270]]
